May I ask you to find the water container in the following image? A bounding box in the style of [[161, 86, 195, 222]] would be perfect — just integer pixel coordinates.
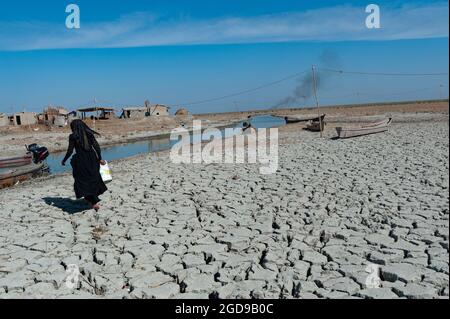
[[99, 161, 112, 183]]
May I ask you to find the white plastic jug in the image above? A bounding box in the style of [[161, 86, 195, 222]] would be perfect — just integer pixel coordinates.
[[99, 161, 112, 183]]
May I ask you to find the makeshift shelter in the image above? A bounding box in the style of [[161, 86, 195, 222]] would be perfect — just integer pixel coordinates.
[[121, 101, 171, 119], [142, 100, 170, 116], [42, 107, 68, 121], [77, 107, 116, 120], [149, 104, 170, 116], [12, 112, 37, 126], [121, 107, 148, 119], [0, 114, 9, 127], [41, 107, 69, 126]]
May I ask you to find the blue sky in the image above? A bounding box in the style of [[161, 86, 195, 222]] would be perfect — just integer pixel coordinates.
[[0, 0, 448, 114]]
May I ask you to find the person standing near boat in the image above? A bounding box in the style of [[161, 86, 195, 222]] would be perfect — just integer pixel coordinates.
[[61, 119, 107, 211]]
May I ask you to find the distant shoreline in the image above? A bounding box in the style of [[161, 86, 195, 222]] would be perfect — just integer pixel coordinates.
[[192, 98, 449, 117]]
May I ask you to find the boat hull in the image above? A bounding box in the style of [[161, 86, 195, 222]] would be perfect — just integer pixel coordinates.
[[336, 118, 392, 139], [283, 114, 326, 125], [0, 162, 45, 189], [285, 117, 303, 124], [306, 121, 325, 132], [305, 115, 326, 132], [0, 154, 32, 168]]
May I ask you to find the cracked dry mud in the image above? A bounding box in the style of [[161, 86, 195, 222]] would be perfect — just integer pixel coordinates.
[[0, 115, 448, 299]]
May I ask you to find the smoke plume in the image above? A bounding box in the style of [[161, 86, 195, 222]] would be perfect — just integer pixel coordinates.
[[274, 49, 341, 108]]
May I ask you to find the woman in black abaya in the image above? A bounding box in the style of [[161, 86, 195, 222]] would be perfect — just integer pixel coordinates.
[[62, 119, 107, 211]]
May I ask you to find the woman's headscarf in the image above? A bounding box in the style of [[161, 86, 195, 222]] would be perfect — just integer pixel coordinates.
[[70, 119, 100, 151]]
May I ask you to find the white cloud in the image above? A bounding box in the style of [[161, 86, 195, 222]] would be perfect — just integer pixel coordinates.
[[0, 3, 448, 51]]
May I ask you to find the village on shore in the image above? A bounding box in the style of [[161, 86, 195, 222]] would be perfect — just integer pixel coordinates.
[[0, 100, 192, 129]]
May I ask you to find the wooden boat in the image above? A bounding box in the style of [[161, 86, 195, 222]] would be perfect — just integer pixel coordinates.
[[284, 116, 304, 124], [305, 114, 326, 132], [0, 162, 45, 189], [306, 121, 325, 132], [0, 153, 32, 168], [336, 118, 392, 139], [278, 114, 327, 124]]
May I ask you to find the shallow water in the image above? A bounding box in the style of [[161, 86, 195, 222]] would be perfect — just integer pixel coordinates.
[[45, 137, 179, 175], [45, 115, 285, 175]]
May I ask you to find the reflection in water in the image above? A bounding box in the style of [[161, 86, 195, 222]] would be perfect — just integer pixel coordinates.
[[244, 115, 286, 129], [149, 137, 174, 152], [45, 115, 284, 175]]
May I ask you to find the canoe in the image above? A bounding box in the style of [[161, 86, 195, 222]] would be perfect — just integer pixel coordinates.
[[0, 162, 45, 189], [285, 117, 304, 124], [277, 114, 326, 124], [336, 118, 392, 139], [0, 153, 32, 168]]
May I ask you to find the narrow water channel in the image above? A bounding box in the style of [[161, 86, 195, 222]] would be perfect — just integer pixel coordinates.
[[45, 115, 286, 174]]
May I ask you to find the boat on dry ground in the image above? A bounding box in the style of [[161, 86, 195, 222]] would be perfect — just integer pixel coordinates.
[[0, 154, 33, 168], [336, 118, 392, 139], [305, 114, 326, 132], [276, 114, 326, 124], [0, 144, 50, 189], [0, 144, 49, 169], [0, 162, 46, 189]]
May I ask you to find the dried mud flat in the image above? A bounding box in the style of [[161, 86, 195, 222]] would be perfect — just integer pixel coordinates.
[[0, 113, 448, 299]]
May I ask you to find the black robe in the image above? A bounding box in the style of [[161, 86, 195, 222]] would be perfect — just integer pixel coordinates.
[[63, 134, 107, 202]]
